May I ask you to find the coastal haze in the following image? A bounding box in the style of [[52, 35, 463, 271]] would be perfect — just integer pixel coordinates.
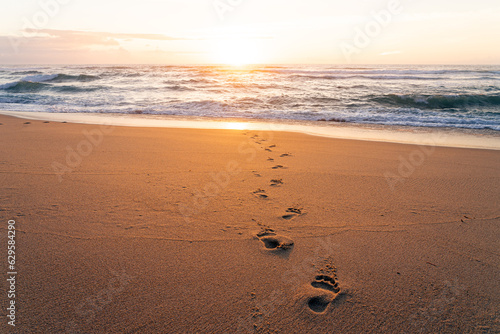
[[0, 1, 499, 334]]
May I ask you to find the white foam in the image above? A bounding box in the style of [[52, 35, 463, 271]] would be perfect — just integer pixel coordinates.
[[1, 110, 499, 150]]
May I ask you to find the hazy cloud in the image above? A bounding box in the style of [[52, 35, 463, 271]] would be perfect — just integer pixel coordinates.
[[24, 29, 185, 42]]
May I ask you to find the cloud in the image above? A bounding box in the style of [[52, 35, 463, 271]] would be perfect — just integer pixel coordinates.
[[24, 29, 184, 42], [0, 28, 200, 63]]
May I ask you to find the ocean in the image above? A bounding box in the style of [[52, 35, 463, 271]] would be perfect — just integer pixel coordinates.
[[0, 64, 499, 131]]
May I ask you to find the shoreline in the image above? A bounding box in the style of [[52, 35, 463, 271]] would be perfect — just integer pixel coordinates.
[[1, 110, 500, 150]]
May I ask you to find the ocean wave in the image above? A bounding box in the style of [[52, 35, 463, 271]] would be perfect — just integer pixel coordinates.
[[2, 64, 499, 132], [0, 79, 105, 93], [25, 74, 101, 83], [16, 73, 101, 83], [279, 69, 449, 76], [294, 74, 443, 81], [0, 81, 49, 93], [12, 71, 43, 75], [259, 68, 500, 77], [164, 85, 195, 91], [163, 78, 214, 85], [52, 85, 107, 93], [371, 94, 500, 109]]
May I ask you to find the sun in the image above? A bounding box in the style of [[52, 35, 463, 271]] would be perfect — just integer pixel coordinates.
[[212, 38, 263, 66]]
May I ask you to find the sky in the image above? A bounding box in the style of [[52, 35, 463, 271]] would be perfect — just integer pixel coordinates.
[[0, 0, 499, 64]]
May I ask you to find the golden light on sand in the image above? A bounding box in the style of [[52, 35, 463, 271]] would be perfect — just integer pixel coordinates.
[[224, 122, 248, 130], [212, 38, 263, 66]]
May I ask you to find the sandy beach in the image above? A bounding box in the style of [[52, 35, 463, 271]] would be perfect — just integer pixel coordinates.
[[0, 114, 499, 333]]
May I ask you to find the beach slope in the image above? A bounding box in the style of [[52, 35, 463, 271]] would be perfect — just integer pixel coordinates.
[[0, 114, 499, 333]]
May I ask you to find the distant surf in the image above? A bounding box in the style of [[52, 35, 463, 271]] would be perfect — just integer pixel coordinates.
[[0, 64, 499, 131]]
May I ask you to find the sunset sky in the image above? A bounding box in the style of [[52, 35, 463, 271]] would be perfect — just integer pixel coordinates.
[[0, 0, 499, 64]]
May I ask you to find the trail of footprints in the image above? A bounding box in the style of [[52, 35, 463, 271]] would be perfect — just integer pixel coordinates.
[[245, 132, 342, 314]]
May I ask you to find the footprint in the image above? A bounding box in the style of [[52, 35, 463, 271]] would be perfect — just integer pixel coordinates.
[[256, 227, 276, 238], [307, 295, 333, 314], [255, 228, 294, 252], [307, 274, 341, 313], [252, 171, 262, 177], [280, 153, 292, 157], [270, 179, 283, 187], [253, 189, 268, 199], [282, 207, 303, 220], [271, 165, 286, 169], [265, 148, 272, 152], [269, 144, 276, 148], [24, 122, 31, 125], [311, 275, 340, 293], [267, 157, 274, 162]]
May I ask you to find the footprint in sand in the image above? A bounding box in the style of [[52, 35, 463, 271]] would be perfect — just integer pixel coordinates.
[[24, 122, 31, 125], [307, 274, 341, 313], [280, 153, 292, 157], [255, 228, 294, 252], [252, 171, 262, 177], [271, 165, 287, 170], [252, 189, 269, 199], [267, 157, 274, 162], [270, 179, 283, 187], [282, 207, 303, 220]]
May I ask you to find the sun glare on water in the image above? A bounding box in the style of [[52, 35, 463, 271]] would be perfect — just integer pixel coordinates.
[[225, 122, 248, 130], [212, 38, 263, 66]]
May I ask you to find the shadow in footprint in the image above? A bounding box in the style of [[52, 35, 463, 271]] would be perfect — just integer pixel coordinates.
[[253, 189, 268, 199], [282, 207, 303, 220], [307, 295, 332, 313], [307, 274, 342, 314], [272, 165, 286, 169], [255, 228, 294, 255], [260, 236, 294, 250], [270, 179, 283, 187]]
